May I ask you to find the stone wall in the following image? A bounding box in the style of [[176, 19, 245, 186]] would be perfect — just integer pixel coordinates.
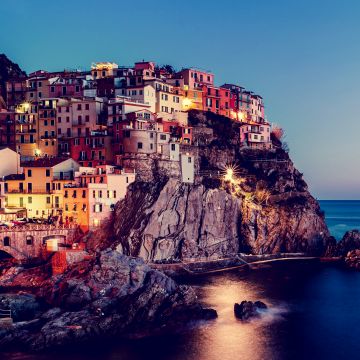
[[0, 225, 78, 260]]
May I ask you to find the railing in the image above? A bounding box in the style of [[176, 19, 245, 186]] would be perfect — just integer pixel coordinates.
[[0, 308, 12, 325], [0, 223, 78, 232], [7, 189, 51, 194]]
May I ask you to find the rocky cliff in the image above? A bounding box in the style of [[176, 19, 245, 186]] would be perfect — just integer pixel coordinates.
[[90, 111, 330, 260], [0, 249, 216, 351]]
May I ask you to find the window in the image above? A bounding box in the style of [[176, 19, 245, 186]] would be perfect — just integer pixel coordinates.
[[93, 190, 96, 198], [77, 104, 82, 110], [150, 132, 154, 139], [171, 144, 176, 151], [188, 157, 192, 163], [85, 103, 89, 110], [66, 116, 70, 123], [46, 196, 51, 204], [160, 134, 166, 140], [107, 190, 110, 198], [4, 237, 10, 247], [82, 190, 86, 198], [137, 142, 143, 149], [26, 235, 33, 245], [98, 190, 102, 198], [50, 86, 55, 93], [27, 169, 32, 177], [85, 115, 90, 122], [28, 196, 32, 204], [46, 169, 50, 177], [114, 190, 117, 198]]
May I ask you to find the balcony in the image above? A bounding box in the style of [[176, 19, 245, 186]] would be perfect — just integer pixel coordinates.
[[7, 188, 51, 194], [53, 171, 74, 180], [41, 135, 56, 140]]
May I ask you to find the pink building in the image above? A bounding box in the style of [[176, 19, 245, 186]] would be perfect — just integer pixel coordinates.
[[49, 76, 83, 98], [240, 122, 271, 149], [176, 68, 214, 90]]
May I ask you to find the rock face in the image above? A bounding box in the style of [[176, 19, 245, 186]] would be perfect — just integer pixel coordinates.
[[234, 300, 267, 320], [92, 166, 329, 261], [89, 111, 330, 260], [0, 54, 26, 102], [0, 250, 216, 351], [332, 230, 360, 257]]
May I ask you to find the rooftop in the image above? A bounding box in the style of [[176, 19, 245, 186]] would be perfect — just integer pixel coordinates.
[[21, 157, 71, 168]]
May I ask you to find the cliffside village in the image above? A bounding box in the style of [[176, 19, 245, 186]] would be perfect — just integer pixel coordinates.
[[0, 61, 272, 262]]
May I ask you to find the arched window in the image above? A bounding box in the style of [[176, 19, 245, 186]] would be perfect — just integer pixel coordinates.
[[26, 235, 33, 245], [4, 237, 10, 247]]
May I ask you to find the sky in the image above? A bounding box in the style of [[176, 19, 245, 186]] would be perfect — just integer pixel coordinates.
[[1, 0, 359, 199]]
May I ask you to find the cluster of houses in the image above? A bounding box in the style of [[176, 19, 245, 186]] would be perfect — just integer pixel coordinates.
[[0, 60, 272, 232]]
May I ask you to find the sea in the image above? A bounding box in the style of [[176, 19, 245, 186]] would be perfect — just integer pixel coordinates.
[[3, 200, 360, 360], [319, 200, 360, 240]]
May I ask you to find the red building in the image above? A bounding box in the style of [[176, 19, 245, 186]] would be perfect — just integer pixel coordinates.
[[70, 131, 113, 167], [202, 85, 231, 117]]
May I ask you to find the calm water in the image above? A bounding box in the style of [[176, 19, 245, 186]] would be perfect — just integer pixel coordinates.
[[320, 200, 360, 240], [4, 201, 360, 360], [4, 261, 360, 360]]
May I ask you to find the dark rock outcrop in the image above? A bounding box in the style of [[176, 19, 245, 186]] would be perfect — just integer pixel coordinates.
[[234, 300, 267, 320], [333, 230, 360, 257], [0, 54, 26, 102], [0, 250, 216, 351]]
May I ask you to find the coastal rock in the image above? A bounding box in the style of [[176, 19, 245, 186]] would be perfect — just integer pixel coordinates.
[[91, 176, 330, 261], [234, 300, 267, 320], [88, 111, 330, 260], [335, 230, 360, 256], [0, 250, 217, 351]]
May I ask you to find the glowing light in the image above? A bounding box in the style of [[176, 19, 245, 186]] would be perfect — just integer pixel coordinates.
[[93, 218, 100, 226], [34, 149, 41, 157], [16, 102, 31, 113], [182, 98, 193, 109]]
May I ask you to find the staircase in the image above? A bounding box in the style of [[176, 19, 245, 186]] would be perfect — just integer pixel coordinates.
[[0, 308, 13, 327]]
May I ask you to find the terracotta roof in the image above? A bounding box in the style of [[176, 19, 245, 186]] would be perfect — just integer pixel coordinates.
[[21, 157, 71, 168]]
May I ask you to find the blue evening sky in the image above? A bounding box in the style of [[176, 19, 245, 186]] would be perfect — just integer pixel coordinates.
[[1, 0, 359, 199]]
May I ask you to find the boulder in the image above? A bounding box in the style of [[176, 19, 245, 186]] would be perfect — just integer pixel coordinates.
[[234, 300, 267, 320]]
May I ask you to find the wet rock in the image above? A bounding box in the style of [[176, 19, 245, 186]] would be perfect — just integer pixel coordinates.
[[0, 293, 42, 322], [234, 300, 267, 320], [0, 250, 216, 351]]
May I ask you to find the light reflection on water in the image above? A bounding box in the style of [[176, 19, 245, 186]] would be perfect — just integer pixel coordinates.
[[5, 261, 360, 360]]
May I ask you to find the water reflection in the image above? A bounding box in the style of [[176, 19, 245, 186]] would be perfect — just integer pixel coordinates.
[[5, 261, 360, 360]]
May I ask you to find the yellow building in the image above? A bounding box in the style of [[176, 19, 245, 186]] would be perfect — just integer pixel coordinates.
[[4, 158, 79, 219], [182, 86, 203, 111], [15, 102, 38, 157]]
